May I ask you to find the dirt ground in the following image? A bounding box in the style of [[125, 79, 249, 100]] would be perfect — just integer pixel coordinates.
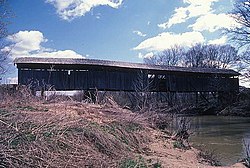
[[144, 136, 246, 168]]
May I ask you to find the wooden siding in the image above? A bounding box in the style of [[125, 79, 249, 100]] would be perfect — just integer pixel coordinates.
[[148, 74, 238, 92], [18, 69, 140, 91], [18, 67, 239, 93], [15, 57, 239, 93]]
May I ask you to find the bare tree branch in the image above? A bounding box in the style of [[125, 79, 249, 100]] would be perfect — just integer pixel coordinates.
[[145, 44, 239, 69], [226, 0, 250, 48], [0, 0, 12, 77], [144, 45, 184, 66]]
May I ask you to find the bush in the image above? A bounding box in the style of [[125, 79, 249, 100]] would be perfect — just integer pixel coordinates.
[[198, 150, 221, 166]]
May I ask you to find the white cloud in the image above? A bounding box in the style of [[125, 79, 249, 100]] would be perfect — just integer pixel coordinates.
[[189, 13, 240, 32], [134, 31, 205, 52], [3, 30, 84, 59], [158, 7, 188, 29], [133, 30, 147, 37], [95, 13, 102, 19], [46, 0, 123, 20], [138, 52, 154, 59], [183, 0, 218, 6], [158, 0, 219, 29], [5, 31, 47, 56], [208, 36, 227, 45], [6, 77, 18, 84], [33, 50, 83, 58]]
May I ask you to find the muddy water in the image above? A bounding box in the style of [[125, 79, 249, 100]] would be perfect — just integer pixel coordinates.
[[189, 116, 250, 166]]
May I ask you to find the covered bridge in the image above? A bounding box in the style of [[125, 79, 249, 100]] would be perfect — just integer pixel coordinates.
[[14, 57, 239, 95]]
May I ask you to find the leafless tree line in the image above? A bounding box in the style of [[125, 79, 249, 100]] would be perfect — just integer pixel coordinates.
[[144, 44, 239, 69]]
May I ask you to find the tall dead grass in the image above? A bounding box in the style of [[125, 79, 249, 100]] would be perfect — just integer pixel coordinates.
[[0, 87, 152, 168], [0, 85, 194, 167]]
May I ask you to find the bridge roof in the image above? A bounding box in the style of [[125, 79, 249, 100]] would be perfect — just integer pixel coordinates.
[[14, 57, 240, 76]]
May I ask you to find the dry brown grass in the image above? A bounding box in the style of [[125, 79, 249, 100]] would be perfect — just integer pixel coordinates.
[[0, 91, 152, 168], [1, 87, 245, 168]]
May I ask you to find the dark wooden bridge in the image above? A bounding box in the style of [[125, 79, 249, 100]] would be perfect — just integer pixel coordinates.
[[14, 57, 239, 103]]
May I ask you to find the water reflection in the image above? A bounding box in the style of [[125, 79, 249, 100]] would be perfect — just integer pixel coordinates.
[[189, 116, 250, 166]]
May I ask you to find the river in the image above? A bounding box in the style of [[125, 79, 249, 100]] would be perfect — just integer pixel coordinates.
[[189, 116, 250, 166]]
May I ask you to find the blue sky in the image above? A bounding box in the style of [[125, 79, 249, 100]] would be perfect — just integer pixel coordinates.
[[3, 0, 240, 83]]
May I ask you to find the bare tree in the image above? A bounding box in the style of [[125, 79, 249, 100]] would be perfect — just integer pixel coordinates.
[[226, 0, 250, 82], [144, 45, 184, 66], [202, 45, 220, 68], [131, 70, 152, 111], [227, 0, 250, 47], [184, 44, 238, 68], [216, 45, 239, 68], [0, 0, 11, 77], [241, 50, 250, 64], [145, 44, 238, 69], [238, 50, 250, 78], [184, 44, 206, 68]]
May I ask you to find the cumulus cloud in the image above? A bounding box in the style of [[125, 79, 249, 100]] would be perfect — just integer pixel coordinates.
[[134, 31, 205, 52], [133, 30, 147, 37], [3, 30, 84, 59], [158, 0, 218, 29], [46, 0, 123, 20], [7, 31, 47, 53], [208, 36, 227, 45], [189, 13, 240, 32]]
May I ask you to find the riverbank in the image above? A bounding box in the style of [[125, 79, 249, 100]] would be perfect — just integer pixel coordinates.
[[0, 95, 247, 168], [217, 88, 250, 117]]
